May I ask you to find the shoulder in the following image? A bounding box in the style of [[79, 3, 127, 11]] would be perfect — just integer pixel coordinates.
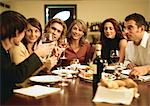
[[83, 41, 91, 47], [11, 42, 26, 50], [147, 33, 150, 48], [126, 41, 134, 50], [119, 38, 127, 47], [9, 42, 28, 54]]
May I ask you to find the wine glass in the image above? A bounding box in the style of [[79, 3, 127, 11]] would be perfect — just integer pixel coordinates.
[[59, 38, 68, 59], [57, 68, 68, 86], [110, 50, 119, 64], [41, 32, 54, 62], [41, 32, 53, 43]]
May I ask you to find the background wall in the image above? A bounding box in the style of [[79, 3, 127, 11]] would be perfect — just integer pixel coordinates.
[[2, 0, 150, 30]]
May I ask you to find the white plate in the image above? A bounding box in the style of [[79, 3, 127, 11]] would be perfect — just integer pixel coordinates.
[[66, 64, 90, 70], [139, 75, 150, 81], [105, 66, 116, 70], [29, 75, 62, 83], [121, 69, 132, 75], [52, 69, 78, 75], [78, 74, 93, 82]]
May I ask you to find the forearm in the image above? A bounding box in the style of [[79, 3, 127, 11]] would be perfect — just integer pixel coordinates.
[[145, 65, 150, 74], [15, 53, 43, 83], [130, 65, 150, 76]]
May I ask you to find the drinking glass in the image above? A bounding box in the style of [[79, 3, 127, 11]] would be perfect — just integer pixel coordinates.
[[41, 32, 53, 43], [59, 38, 68, 59], [58, 70, 68, 86], [110, 50, 119, 64], [41, 32, 54, 61]]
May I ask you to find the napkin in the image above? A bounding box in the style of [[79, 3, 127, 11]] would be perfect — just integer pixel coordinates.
[[92, 85, 135, 105], [13, 85, 61, 99]]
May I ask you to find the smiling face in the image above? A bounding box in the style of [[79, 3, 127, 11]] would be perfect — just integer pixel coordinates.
[[104, 22, 116, 39], [46, 22, 63, 41], [25, 24, 41, 44], [71, 24, 84, 41]]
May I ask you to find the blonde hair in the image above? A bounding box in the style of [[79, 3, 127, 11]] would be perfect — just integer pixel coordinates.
[[44, 18, 67, 40], [67, 19, 87, 46]]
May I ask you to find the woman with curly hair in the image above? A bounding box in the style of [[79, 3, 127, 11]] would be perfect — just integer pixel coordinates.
[[100, 18, 127, 64]]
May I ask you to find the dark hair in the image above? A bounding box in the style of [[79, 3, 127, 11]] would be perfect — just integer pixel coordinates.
[[100, 18, 123, 42], [125, 13, 146, 28], [0, 10, 27, 40], [22, 18, 42, 50], [44, 18, 67, 40], [67, 19, 87, 46]]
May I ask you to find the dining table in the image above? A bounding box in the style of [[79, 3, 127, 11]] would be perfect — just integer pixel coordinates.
[[3, 74, 150, 106]]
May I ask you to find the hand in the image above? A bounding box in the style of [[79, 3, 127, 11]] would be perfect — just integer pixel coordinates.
[[34, 42, 55, 58], [129, 66, 150, 76], [49, 56, 58, 68], [127, 63, 136, 69], [52, 46, 63, 58]]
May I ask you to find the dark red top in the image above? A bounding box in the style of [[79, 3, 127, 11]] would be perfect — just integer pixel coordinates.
[[64, 42, 95, 65]]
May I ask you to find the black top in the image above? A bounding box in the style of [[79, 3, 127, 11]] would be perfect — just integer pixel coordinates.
[[101, 35, 123, 64], [0, 43, 43, 104]]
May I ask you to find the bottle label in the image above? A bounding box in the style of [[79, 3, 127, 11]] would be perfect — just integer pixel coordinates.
[[90, 64, 97, 74]]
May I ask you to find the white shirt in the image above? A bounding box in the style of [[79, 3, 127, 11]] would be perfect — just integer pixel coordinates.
[[124, 31, 150, 66]]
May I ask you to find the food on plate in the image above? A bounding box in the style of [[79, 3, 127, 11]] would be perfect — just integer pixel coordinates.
[[65, 64, 90, 71], [101, 78, 137, 89], [70, 59, 80, 65], [80, 69, 94, 80], [101, 72, 116, 80]]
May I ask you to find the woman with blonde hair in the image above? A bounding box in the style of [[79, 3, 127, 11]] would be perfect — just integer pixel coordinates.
[[64, 19, 95, 65]]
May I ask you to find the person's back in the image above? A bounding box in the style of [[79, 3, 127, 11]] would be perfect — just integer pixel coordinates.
[[9, 18, 42, 65], [0, 10, 55, 104]]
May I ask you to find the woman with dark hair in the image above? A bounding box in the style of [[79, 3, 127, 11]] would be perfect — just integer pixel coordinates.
[[100, 18, 127, 64], [64, 19, 95, 65], [9, 18, 42, 64], [9, 17, 58, 68], [22, 18, 42, 54]]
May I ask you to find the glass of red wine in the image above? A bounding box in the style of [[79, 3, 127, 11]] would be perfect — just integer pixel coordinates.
[[110, 50, 119, 64]]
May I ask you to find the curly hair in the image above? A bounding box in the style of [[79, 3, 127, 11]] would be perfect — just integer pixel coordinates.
[[44, 18, 67, 40], [100, 18, 123, 43]]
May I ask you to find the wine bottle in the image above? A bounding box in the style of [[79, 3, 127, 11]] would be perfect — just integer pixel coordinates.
[[92, 44, 104, 97]]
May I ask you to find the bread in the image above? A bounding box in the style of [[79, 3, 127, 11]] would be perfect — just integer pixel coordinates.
[[101, 78, 137, 89]]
